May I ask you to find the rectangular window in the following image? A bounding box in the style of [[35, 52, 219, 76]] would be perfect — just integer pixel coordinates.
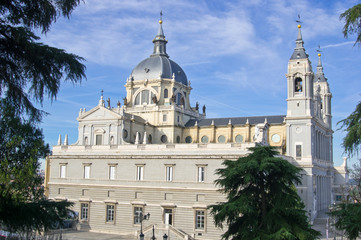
[[60, 165, 66, 178], [336, 195, 342, 202], [84, 165, 90, 179], [81, 203, 89, 221], [166, 166, 173, 181], [137, 166, 144, 181], [163, 114, 167, 122], [106, 205, 115, 222], [198, 167, 205, 182], [296, 144, 302, 159], [134, 207, 143, 224], [96, 134, 102, 145], [109, 165, 116, 180], [195, 210, 205, 230]]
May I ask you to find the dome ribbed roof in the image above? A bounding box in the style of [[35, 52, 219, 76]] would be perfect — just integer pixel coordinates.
[[131, 56, 188, 85], [130, 19, 188, 85]]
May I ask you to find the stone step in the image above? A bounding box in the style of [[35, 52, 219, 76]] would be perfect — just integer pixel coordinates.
[[313, 218, 328, 225]]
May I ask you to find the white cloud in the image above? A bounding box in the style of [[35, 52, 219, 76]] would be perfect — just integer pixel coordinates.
[[322, 41, 354, 48]]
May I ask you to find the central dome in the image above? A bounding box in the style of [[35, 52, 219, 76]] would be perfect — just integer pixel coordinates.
[[130, 20, 188, 86], [131, 55, 188, 85]]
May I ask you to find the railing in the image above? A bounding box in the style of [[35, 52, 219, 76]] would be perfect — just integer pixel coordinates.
[[168, 224, 195, 240], [138, 224, 195, 240]]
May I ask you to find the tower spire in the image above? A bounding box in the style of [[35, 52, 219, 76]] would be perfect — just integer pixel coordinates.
[[290, 24, 308, 60], [315, 53, 327, 82], [151, 11, 168, 57]]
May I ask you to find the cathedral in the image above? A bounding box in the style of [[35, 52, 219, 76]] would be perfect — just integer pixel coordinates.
[[44, 17, 347, 239]]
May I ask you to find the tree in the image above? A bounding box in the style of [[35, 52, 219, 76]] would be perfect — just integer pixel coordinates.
[[348, 159, 361, 203], [337, 101, 361, 157], [0, 100, 73, 237], [209, 145, 320, 240], [329, 159, 361, 240], [0, 0, 86, 122], [340, 4, 361, 46], [0, 0, 84, 236], [329, 203, 361, 240]]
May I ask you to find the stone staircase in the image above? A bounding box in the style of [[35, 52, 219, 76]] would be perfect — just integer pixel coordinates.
[[140, 224, 195, 240]]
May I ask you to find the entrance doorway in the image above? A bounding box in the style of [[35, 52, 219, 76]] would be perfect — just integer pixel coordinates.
[[164, 209, 173, 225]]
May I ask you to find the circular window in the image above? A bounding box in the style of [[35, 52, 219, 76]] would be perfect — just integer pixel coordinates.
[[161, 135, 167, 143], [201, 136, 209, 144], [271, 134, 281, 143], [185, 136, 192, 143], [176, 136, 180, 143], [235, 135, 243, 143], [122, 129, 128, 139], [218, 135, 226, 143]]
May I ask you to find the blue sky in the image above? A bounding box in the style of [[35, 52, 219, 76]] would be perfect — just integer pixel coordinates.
[[39, 0, 361, 167]]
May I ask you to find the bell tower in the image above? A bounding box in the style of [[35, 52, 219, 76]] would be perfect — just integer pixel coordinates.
[[286, 25, 314, 118], [285, 24, 314, 161], [286, 25, 334, 219]]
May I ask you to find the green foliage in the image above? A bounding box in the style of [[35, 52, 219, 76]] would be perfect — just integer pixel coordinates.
[[337, 102, 361, 157], [329, 203, 361, 240], [0, 0, 82, 235], [0, 0, 86, 122], [0, 99, 73, 234], [340, 4, 361, 46], [330, 160, 361, 239], [209, 145, 320, 240]]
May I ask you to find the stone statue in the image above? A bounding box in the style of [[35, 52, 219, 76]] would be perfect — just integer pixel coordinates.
[[180, 97, 184, 106], [171, 94, 176, 104], [123, 97, 128, 106], [202, 104, 206, 114], [195, 102, 199, 111], [117, 100, 121, 108], [152, 95, 158, 104], [107, 98, 110, 108]]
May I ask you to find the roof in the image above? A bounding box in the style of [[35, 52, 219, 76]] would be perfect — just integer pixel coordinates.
[[185, 115, 286, 127], [130, 19, 188, 85], [130, 55, 188, 85]]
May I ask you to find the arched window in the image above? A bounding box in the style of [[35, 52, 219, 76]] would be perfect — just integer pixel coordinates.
[[134, 90, 156, 106], [141, 90, 149, 104], [135, 93, 140, 105], [176, 92, 183, 106], [164, 89, 168, 98], [320, 98, 323, 110], [295, 77, 303, 92]]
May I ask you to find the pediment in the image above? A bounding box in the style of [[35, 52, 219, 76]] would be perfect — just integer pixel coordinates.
[[77, 106, 123, 121]]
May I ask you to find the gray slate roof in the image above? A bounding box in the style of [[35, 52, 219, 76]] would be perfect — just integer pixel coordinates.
[[185, 115, 286, 127], [131, 56, 188, 85], [290, 49, 308, 60]]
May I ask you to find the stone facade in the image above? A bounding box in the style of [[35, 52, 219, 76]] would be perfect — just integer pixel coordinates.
[[44, 21, 348, 239]]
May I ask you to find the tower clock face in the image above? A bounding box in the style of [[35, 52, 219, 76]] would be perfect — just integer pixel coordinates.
[[271, 134, 281, 143]]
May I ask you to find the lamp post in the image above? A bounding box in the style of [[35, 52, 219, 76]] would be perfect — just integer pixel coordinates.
[[139, 212, 150, 240], [151, 225, 156, 240]]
